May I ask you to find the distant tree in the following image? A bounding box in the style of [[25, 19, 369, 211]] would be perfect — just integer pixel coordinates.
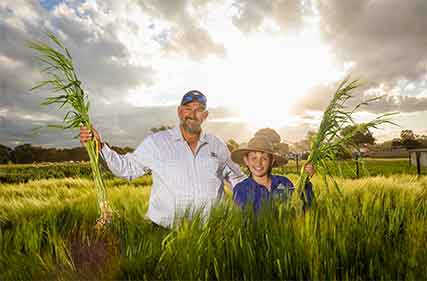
[[391, 138, 402, 149], [150, 125, 174, 134], [276, 142, 289, 155], [255, 128, 281, 145], [0, 144, 12, 164], [400, 129, 421, 149], [419, 135, 427, 147], [400, 129, 415, 141], [292, 130, 316, 152], [255, 128, 290, 155], [13, 144, 34, 163], [67, 147, 89, 161], [340, 125, 375, 147], [111, 146, 134, 155], [6, 144, 136, 164]]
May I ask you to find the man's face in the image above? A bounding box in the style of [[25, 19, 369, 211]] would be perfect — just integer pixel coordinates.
[[178, 101, 208, 134]]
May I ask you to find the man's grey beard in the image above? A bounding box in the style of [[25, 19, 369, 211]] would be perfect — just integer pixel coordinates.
[[181, 119, 202, 134]]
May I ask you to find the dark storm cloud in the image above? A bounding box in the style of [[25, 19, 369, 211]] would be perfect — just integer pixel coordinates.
[[317, 0, 427, 83]]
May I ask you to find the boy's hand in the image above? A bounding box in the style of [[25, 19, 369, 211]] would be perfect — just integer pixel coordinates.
[[304, 163, 315, 177]]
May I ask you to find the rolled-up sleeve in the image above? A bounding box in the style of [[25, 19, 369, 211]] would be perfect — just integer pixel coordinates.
[[100, 136, 156, 180], [220, 147, 246, 188]]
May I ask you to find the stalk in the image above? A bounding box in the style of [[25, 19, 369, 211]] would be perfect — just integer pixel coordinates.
[[295, 78, 397, 206], [28, 32, 112, 228]]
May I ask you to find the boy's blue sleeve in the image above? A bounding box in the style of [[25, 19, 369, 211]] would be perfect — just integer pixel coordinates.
[[233, 185, 247, 208], [277, 176, 314, 208], [284, 177, 295, 189]]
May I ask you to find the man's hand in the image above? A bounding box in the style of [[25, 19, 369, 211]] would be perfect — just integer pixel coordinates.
[[80, 126, 102, 149], [304, 163, 315, 177]]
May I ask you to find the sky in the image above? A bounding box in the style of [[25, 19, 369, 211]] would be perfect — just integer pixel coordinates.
[[1, 0, 427, 148]]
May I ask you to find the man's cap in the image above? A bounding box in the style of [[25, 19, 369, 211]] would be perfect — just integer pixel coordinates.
[[180, 90, 207, 107]]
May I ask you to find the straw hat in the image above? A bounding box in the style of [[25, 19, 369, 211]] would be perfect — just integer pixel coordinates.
[[231, 136, 288, 167]]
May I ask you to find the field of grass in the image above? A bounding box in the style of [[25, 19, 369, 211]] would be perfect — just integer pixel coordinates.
[[1, 158, 426, 184], [0, 162, 153, 185], [1, 174, 426, 280], [276, 158, 427, 178]]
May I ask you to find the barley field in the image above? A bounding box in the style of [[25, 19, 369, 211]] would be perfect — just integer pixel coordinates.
[[1, 158, 426, 184], [1, 172, 426, 280]]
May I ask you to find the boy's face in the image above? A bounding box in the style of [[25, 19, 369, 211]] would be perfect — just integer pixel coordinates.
[[243, 151, 274, 178]]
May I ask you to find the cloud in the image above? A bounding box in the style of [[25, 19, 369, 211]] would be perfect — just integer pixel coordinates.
[[0, 102, 252, 148], [2, 0, 427, 149], [360, 95, 427, 114], [291, 81, 427, 115], [317, 0, 427, 83], [137, 0, 226, 60], [0, 0, 229, 150], [231, 0, 309, 33], [0, 0, 155, 108], [291, 84, 336, 114], [0, 115, 76, 148]]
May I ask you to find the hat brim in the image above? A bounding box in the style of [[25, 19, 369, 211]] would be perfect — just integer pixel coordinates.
[[231, 147, 288, 168]]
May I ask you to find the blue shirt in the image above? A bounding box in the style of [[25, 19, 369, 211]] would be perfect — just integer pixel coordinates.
[[233, 175, 314, 211]]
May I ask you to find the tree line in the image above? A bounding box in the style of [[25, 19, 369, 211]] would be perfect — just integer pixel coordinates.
[[1, 126, 425, 164], [0, 144, 134, 164]]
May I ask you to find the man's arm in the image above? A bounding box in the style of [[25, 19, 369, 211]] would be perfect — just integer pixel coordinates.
[[80, 126, 154, 180], [219, 144, 247, 188], [100, 140, 154, 180]]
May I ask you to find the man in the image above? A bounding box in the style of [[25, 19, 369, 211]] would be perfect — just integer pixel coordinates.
[[80, 90, 246, 228]]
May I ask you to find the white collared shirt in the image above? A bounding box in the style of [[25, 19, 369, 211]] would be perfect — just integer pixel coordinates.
[[100, 126, 246, 227]]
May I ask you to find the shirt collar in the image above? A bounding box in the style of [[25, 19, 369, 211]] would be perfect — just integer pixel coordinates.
[[171, 126, 208, 144], [247, 175, 280, 190], [171, 126, 183, 141], [270, 175, 280, 189]]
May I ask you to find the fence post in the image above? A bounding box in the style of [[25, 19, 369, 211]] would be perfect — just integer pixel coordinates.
[[416, 152, 421, 176], [355, 153, 360, 179]]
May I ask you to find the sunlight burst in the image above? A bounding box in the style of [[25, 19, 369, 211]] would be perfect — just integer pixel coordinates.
[[208, 29, 343, 131]]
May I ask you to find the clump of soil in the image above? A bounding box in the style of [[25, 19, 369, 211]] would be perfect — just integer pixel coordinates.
[[70, 230, 121, 279]]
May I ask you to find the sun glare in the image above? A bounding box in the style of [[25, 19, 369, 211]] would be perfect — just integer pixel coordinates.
[[210, 30, 342, 131], [118, 6, 343, 133]]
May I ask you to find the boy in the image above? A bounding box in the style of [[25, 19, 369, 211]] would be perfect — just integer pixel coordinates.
[[231, 136, 314, 211]]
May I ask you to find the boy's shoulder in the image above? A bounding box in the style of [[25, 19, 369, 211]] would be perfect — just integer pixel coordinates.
[[272, 175, 294, 187], [234, 177, 254, 191]]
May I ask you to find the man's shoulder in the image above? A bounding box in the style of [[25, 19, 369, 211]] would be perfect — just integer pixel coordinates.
[[205, 132, 229, 154], [205, 132, 225, 144], [135, 128, 176, 152], [149, 128, 176, 141]]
